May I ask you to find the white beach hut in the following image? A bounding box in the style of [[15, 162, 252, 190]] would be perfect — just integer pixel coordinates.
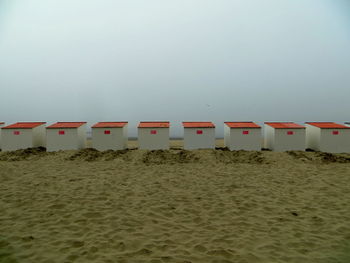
[[1, 122, 46, 151], [224, 122, 261, 151], [183, 122, 215, 150], [92, 122, 128, 151], [264, 122, 305, 151], [0, 122, 4, 149], [46, 122, 87, 152], [138, 122, 170, 150], [305, 122, 350, 153]]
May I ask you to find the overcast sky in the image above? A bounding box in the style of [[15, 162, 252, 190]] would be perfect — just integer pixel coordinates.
[[0, 0, 349, 136]]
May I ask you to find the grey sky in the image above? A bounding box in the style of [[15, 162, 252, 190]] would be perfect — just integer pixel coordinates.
[[0, 0, 350, 137]]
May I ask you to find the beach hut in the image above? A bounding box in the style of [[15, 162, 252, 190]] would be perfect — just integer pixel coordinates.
[[224, 122, 261, 151], [0, 122, 4, 149], [305, 122, 350, 153], [46, 122, 87, 152], [1, 122, 46, 151], [264, 122, 305, 151], [138, 122, 170, 150], [91, 122, 128, 151], [183, 122, 215, 150]]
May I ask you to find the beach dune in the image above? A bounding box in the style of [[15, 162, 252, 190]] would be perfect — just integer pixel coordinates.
[[1, 143, 350, 262]]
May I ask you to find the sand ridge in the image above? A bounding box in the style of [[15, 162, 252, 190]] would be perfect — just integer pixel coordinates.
[[1, 148, 350, 262]]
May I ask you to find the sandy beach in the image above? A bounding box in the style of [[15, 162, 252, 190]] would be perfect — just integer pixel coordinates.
[[1, 141, 350, 263]]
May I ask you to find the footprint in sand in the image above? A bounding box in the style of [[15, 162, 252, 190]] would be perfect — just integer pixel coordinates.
[[65, 253, 79, 261], [67, 240, 85, 248], [89, 246, 99, 253], [207, 249, 233, 259], [134, 248, 153, 256], [48, 204, 66, 209], [83, 212, 102, 218], [115, 242, 126, 252], [193, 244, 207, 253]]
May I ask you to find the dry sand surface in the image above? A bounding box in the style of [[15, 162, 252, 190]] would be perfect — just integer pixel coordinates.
[[1, 140, 350, 263]]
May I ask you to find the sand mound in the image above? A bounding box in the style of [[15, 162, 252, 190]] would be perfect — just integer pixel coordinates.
[[1, 146, 350, 262], [316, 152, 350, 163], [101, 149, 131, 161], [0, 147, 47, 161], [214, 148, 266, 164], [142, 150, 199, 165], [286, 151, 315, 162], [66, 148, 130, 161], [1, 147, 350, 166], [287, 151, 350, 163], [66, 148, 102, 161], [7, 147, 266, 165]]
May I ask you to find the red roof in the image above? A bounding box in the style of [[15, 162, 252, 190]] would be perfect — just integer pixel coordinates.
[[92, 122, 128, 128], [138, 122, 170, 128], [2, 122, 46, 129], [265, 122, 305, 129], [225, 122, 260, 128], [0, 122, 4, 125], [47, 122, 87, 129], [306, 122, 350, 129], [182, 122, 215, 128]]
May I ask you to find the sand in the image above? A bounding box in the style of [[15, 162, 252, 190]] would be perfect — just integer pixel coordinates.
[[1, 141, 350, 263]]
